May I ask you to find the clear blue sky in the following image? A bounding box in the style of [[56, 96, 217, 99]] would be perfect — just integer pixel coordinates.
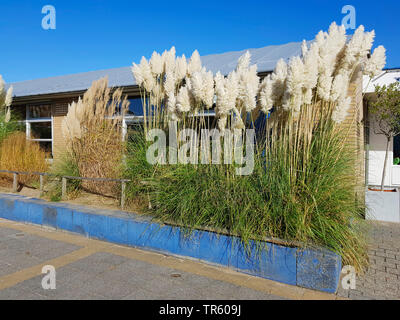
[[0, 0, 399, 82]]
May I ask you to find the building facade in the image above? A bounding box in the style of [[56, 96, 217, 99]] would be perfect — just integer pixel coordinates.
[[364, 68, 400, 187]]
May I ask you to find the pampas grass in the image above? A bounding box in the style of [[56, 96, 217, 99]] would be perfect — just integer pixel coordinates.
[[62, 77, 128, 196], [0, 132, 49, 186], [126, 22, 386, 271]]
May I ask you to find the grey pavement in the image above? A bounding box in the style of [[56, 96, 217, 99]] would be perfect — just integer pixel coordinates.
[[0, 222, 289, 300], [337, 221, 400, 300]]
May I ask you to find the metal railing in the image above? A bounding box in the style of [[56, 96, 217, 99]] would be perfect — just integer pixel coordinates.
[[0, 170, 130, 209]]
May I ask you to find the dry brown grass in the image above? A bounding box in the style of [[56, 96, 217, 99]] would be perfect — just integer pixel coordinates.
[[62, 77, 129, 196], [0, 132, 49, 185]]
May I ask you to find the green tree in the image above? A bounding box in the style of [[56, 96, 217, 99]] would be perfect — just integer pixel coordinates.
[[370, 82, 400, 190]]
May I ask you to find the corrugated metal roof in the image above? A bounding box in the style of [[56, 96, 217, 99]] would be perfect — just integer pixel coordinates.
[[363, 68, 400, 93], [7, 41, 304, 98]]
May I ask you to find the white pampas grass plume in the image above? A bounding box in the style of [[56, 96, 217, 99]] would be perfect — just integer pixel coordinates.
[[175, 55, 187, 81], [202, 69, 215, 108], [342, 25, 370, 70], [176, 86, 192, 113], [151, 82, 162, 100], [302, 42, 319, 103], [332, 96, 352, 123], [131, 63, 144, 87], [285, 56, 305, 112], [270, 59, 288, 107], [62, 98, 84, 139], [167, 94, 179, 120], [330, 72, 350, 102], [258, 75, 274, 113], [164, 71, 176, 97], [236, 52, 259, 112], [189, 68, 214, 108], [190, 71, 204, 104], [0, 76, 13, 111], [214, 71, 238, 118], [315, 22, 346, 82], [139, 57, 156, 93], [225, 71, 239, 111], [5, 86, 13, 107], [4, 108, 11, 123], [150, 51, 163, 75], [236, 51, 251, 71], [188, 50, 202, 75], [163, 46, 176, 74], [327, 22, 347, 55], [317, 73, 333, 101], [364, 45, 386, 78]]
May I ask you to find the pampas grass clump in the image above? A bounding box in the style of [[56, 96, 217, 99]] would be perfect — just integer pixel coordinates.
[[61, 77, 129, 196], [0, 132, 49, 185], [126, 22, 386, 270]]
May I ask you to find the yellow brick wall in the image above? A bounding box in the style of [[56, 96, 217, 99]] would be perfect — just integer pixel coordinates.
[[339, 70, 365, 193], [52, 101, 70, 160]]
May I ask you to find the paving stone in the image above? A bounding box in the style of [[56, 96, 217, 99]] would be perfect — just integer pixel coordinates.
[[337, 221, 400, 300]]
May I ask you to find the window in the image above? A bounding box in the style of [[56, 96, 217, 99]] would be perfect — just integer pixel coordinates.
[[126, 98, 145, 116], [26, 104, 53, 158], [28, 105, 52, 118]]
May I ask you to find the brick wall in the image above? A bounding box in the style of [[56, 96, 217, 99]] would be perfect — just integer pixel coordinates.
[[339, 69, 365, 194], [52, 100, 71, 160]]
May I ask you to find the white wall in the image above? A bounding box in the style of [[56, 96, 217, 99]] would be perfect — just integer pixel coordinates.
[[365, 69, 400, 187], [368, 120, 393, 186]]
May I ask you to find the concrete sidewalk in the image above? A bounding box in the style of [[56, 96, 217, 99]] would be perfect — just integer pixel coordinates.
[[0, 218, 340, 300]]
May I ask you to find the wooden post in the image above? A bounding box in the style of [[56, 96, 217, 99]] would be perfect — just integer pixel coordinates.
[[121, 181, 126, 209], [61, 177, 67, 200], [12, 173, 18, 193], [39, 175, 44, 197]]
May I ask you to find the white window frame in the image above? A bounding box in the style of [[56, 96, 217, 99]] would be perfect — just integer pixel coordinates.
[[25, 104, 54, 159]]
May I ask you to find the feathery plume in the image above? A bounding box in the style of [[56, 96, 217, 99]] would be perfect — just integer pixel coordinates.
[[331, 96, 352, 123], [189, 68, 214, 108], [5, 87, 13, 107], [236, 51, 251, 71], [270, 59, 288, 108], [164, 71, 176, 97], [163, 46, 176, 74], [187, 50, 202, 75], [364, 45, 386, 78], [284, 56, 305, 113], [214, 71, 238, 118], [131, 63, 144, 87], [236, 52, 259, 112], [176, 86, 192, 113], [150, 51, 163, 75], [175, 55, 188, 81], [139, 57, 156, 93], [258, 75, 274, 113], [330, 72, 350, 102], [4, 107, 11, 123]]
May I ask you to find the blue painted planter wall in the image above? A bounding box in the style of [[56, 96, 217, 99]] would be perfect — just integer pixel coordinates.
[[0, 193, 341, 293]]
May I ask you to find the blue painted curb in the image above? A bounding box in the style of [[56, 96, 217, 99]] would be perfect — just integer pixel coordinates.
[[0, 193, 341, 293]]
